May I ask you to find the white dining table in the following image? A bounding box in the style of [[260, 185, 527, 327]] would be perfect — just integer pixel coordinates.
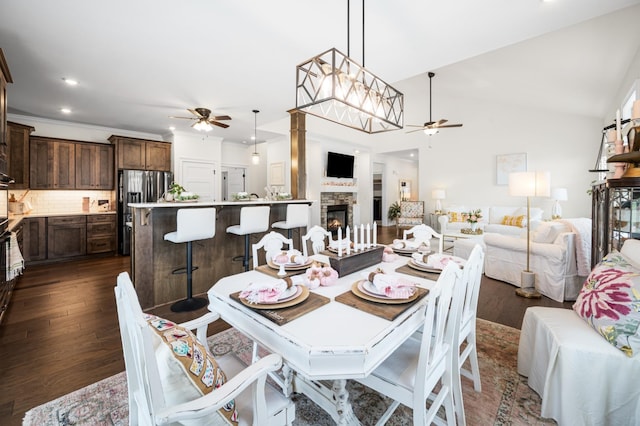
[[207, 252, 437, 425]]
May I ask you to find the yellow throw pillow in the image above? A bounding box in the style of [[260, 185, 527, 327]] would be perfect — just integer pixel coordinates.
[[146, 314, 238, 424], [501, 215, 527, 227], [448, 212, 463, 222]]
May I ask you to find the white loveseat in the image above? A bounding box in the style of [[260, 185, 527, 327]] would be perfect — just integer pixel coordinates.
[[438, 205, 543, 236], [517, 239, 640, 425]]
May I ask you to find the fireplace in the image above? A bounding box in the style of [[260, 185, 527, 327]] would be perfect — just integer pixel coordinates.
[[326, 204, 348, 235]]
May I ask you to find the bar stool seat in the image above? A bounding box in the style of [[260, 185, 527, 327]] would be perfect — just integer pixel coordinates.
[[164, 208, 216, 312], [226, 206, 270, 271], [272, 203, 309, 239]]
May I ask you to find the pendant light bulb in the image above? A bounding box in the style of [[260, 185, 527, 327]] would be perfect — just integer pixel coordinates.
[[252, 109, 260, 165]]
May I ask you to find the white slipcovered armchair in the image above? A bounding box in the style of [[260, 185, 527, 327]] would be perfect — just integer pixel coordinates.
[[483, 220, 585, 302]]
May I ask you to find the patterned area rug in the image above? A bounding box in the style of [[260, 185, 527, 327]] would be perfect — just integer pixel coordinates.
[[22, 319, 556, 425]]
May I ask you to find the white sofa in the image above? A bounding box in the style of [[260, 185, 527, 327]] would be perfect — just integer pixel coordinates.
[[438, 205, 543, 237], [483, 220, 586, 302], [517, 239, 640, 425]]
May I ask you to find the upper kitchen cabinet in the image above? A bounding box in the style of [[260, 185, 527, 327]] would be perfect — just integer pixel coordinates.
[[7, 121, 34, 189], [30, 136, 75, 189], [75, 142, 114, 189], [109, 135, 171, 171], [0, 49, 13, 175]]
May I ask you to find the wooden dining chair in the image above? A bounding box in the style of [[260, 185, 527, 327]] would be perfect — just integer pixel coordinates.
[[354, 261, 465, 425], [301, 225, 334, 256], [251, 231, 294, 269], [403, 223, 444, 253], [114, 272, 296, 426], [452, 243, 485, 424]]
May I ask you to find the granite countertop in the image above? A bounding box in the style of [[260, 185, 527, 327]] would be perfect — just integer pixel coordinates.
[[128, 199, 315, 208]]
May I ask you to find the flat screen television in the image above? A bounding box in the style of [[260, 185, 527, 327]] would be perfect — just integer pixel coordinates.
[[326, 151, 355, 179]]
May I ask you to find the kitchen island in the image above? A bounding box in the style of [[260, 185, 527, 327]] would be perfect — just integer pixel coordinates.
[[129, 199, 313, 309]]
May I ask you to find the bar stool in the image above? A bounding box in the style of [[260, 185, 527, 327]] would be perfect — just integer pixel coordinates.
[[272, 203, 309, 239], [163, 208, 216, 312], [226, 206, 270, 271]]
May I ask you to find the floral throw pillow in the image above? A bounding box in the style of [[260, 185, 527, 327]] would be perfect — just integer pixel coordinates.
[[573, 251, 640, 357], [145, 314, 239, 423], [501, 215, 527, 227]]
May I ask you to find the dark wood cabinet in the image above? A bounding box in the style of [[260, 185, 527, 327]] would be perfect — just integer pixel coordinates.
[[30, 137, 76, 189], [591, 177, 640, 267], [87, 214, 116, 254], [7, 121, 33, 188], [75, 143, 114, 189], [110, 135, 171, 171], [22, 217, 47, 262], [47, 216, 86, 259], [0, 49, 12, 176]]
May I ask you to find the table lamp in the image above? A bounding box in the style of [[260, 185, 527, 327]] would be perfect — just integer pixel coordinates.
[[509, 171, 551, 298], [432, 189, 446, 214], [551, 187, 568, 219]]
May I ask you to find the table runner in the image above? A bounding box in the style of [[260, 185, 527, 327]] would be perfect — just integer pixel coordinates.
[[334, 287, 429, 321], [230, 291, 330, 325]]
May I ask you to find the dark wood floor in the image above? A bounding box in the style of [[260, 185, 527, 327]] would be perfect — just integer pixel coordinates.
[[0, 226, 573, 425]]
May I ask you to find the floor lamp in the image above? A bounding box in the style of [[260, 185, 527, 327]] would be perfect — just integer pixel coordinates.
[[508, 171, 551, 298]]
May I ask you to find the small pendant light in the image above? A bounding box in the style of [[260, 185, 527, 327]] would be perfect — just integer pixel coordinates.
[[251, 109, 260, 165]]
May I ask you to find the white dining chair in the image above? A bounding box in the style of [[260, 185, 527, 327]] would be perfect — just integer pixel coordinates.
[[301, 225, 334, 256], [114, 272, 296, 426], [354, 261, 465, 425], [251, 231, 294, 269], [453, 243, 485, 425], [403, 223, 444, 253]]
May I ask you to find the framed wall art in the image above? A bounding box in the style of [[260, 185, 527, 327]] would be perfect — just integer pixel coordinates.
[[496, 153, 527, 185], [270, 161, 285, 186]]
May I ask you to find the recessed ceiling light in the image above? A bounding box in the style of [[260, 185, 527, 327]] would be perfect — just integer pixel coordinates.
[[62, 78, 78, 86], [60, 108, 72, 114], [169, 126, 175, 131], [354, 150, 360, 154], [410, 153, 414, 157]]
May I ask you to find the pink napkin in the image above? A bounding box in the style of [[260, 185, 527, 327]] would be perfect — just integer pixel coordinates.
[[362, 271, 416, 299], [391, 239, 430, 251], [239, 276, 304, 304], [420, 253, 465, 270]]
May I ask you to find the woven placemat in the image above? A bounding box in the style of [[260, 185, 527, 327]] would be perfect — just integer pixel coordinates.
[[334, 286, 429, 321], [230, 291, 330, 325], [395, 264, 441, 281]]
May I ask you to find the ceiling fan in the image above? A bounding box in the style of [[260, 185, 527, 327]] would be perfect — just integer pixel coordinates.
[[406, 72, 462, 135], [170, 107, 231, 131]]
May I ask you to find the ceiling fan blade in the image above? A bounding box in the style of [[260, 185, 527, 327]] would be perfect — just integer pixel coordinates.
[[169, 115, 196, 120], [211, 115, 232, 121], [406, 124, 427, 128], [209, 120, 230, 129], [435, 119, 448, 125], [187, 108, 205, 118], [406, 128, 427, 134], [437, 123, 463, 128]]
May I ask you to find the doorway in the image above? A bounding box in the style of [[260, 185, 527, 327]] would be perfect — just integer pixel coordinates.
[[222, 167, 246, 201]]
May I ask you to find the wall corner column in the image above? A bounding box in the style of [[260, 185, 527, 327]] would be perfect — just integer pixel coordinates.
[[289, 109, 306, 199]]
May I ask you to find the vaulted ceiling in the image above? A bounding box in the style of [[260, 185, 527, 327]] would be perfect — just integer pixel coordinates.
[[1, 0, 639, 146]]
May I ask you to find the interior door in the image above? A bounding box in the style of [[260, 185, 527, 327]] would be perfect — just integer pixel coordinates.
[[181, 159, 216, 201]]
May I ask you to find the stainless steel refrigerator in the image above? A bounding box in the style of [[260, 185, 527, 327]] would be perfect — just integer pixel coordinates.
[[118, 169, 172, 255]]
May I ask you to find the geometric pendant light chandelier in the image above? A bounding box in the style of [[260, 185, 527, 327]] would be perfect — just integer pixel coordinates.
[[295, 1, 403, 134]]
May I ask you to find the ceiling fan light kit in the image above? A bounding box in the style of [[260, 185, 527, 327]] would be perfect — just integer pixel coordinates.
[[407, 71, 463, 135], [170, 107, 231, 131]]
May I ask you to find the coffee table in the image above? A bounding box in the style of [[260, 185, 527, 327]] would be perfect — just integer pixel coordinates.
[[443, 230, 483, 252]]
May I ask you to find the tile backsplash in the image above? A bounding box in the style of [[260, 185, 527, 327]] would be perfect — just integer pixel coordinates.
[[10, 190, 115, 215]]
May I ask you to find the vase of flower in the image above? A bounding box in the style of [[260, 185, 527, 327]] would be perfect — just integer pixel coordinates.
[[464, 209, 483, 233], [471, 222, 478, 232]]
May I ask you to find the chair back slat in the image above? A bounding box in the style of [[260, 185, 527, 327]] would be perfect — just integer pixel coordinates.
[[252, 231, 294, 269], [301, 225, 334, 256]]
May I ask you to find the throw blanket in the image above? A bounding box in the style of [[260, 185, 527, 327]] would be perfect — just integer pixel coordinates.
[[7, 232, 24, 281], [362, 271, 416, 299], [559, 218, 592, 276]]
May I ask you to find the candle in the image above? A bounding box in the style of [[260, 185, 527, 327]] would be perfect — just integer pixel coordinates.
[[346, 225, 351, 255], [373, 222, 377, 246], [366, 223, 371, 248], [353, 225, 358, 252], [360, 224, 364, 250], [616, 109, 621, 141], [337, 227, 342, 257]]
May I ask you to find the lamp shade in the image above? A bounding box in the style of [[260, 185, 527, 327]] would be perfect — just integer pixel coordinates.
[[551, 187, 568, 201], [508, 171, 551, 198], [432, 189, 446, 200]]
